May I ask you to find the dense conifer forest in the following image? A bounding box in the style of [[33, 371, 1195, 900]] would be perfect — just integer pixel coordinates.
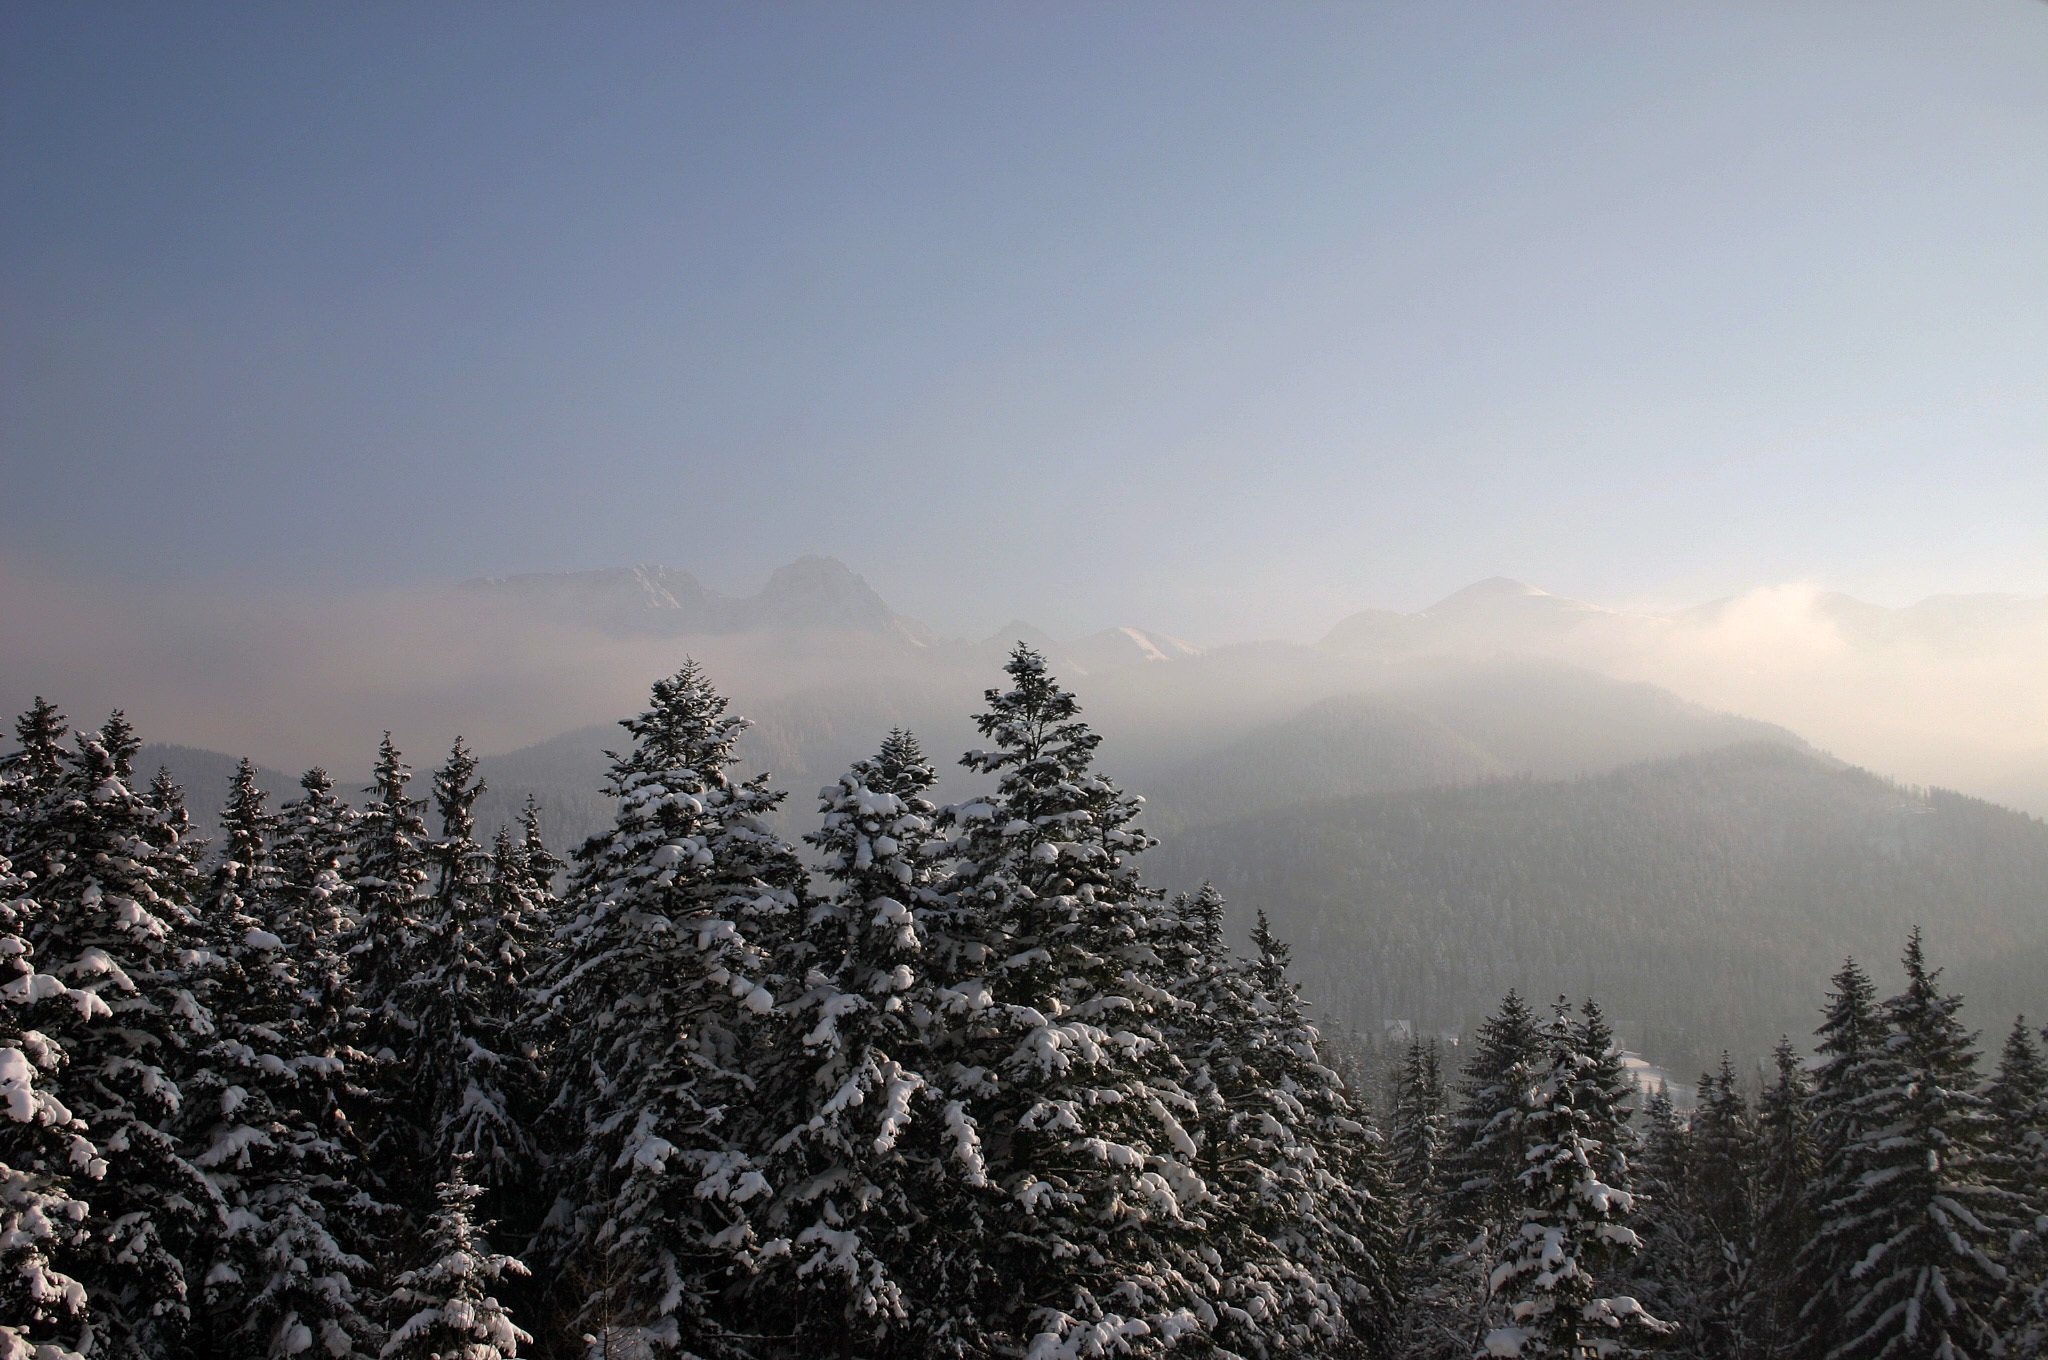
[[4, 650, 2045, 1359]]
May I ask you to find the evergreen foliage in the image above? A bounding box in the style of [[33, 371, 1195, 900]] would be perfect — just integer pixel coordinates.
[[271, 770, 361, 1041], [930, 647, 1213, 1358], [1829, 934, 2015, 1359], [3, 711, 215, 1359], [743, 730, 961, 1356], [183, 759, 383, 1359], [1750, 1038, 1816, 1359], [533, 662, 805, 1357], [350, 738, 434, 1198], [1435, 989, 1545, 1343], [0, 842, 98, 1360], [7, 660, 2041, 1360], [380, 1164, 531, 1360], [1480, 1000, 1667, 1358], [404, 741, 539, 1206]]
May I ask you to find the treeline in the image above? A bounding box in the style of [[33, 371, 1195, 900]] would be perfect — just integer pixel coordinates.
[[1384, 947, 2048, 1357], [2, 648, 2045, 1360]]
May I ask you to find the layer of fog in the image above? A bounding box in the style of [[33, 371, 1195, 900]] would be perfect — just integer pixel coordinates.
[[4, 554, 2044, 816]]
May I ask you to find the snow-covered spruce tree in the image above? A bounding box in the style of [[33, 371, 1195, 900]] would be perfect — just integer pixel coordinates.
[[272, 769, 363, 1042], [1987, 1016, 2045, 1209], [183, 758, 384, 1360], [931, 646, 1213, 1359], [381, 1162, 531, 1360], [1680, 1057, 1758, 1360], [353, 736, 432, 1047], [1429, 991, 1544, 1352], [143, 767, 208, 878], [1988, 1018, 2047, 1355], [514, 797, 564, 895], [1391, 1037, 1449, 1220], [1989, 1018, 2048, 1353], [1150, 884, 1283, 1357], [1388, 1035, 1458, 1358], [1480, 1000, 1668, 1359], [487, 815, 556, 992], [1790, 958, 1887, 1360], [1, 700, 70, 811], [533, 662, 806, 1358], [350, 736, 435, 1194], [401, 741, 542, 1221], [1747, 1038, 1815, 1359], [1242, 911, 1398, 1357], [1167, 883, 1394, 1359], [3, 712, 216, 1359], [740, 729, 974, 1357], [0, 843, 100, 1360], [485, 816, 559, 1240], [2007, 1032, 2048, 1360], [1817, 932, 2018, 1360], [1570, 1003, 1636, 1190], [1617, 1084, 1690, 1341]]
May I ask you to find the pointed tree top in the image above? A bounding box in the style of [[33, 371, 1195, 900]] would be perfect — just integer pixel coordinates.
[[868, 727, 936, 797], [100, 710, 140, 779], [1186, 881, 1226, 950], [10, 696, 69, 788], [148, 766, 188, 818], [612, 659, 750, 780], [433, 737, 485, 842], [372, 732, 414, 796]]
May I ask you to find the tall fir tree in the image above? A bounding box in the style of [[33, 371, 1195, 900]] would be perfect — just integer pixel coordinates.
[[1619, 1083, 1691, 1340], [1169, 883, 1398, 1359], [401, 741, 540, 1213], [1817, 933, 2017, 1360], [1571, 1003, 1638, 1192], [1747, 1037, 1816, 1359], [1390, 1037, 1449, 1218], [380, 1162, 531, 1360], [1987, 1018, 2047, 1355], [1986, 1017, 2046, 1206], [182, 759, 384, 1360], [0, 841, 100, 1360], [2, 700, 71, 811], [743, 730, 972, 1357], [1429, 990, 1544, 1354], [1245, 912, 1398, 1357], [1387, 1034, 1454, 1358], [930, 646, 1216, 1358], [1682, 1057, 1759, 1360], [272, 770, 362, 1042], [2, 713, 216, 1359], [533, 662, 806, 1358], [1792, 958, 1888, 1360], [2003, 1025, 2048, 1356], [1481, 1000, 1667, 1359], [350, 737, 434, 1202]]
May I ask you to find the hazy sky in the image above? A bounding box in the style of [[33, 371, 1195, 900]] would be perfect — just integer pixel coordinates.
[[5, 1, 2045, 641]]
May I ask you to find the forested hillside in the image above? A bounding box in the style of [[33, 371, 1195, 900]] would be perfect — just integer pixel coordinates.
[[1157, 742, 2048, 1075]]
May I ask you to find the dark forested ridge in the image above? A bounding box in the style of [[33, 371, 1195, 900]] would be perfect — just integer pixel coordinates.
[[1158, 743, 2048, 1075]]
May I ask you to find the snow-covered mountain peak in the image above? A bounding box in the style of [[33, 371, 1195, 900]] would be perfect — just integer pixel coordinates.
[[1066, 626, 1203, 674], [1423, 576, 1555, 613], [464, 557, 932, 643]]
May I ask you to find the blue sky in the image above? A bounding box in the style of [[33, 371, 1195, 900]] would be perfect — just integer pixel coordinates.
[[4, 1, 2045, 640]]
